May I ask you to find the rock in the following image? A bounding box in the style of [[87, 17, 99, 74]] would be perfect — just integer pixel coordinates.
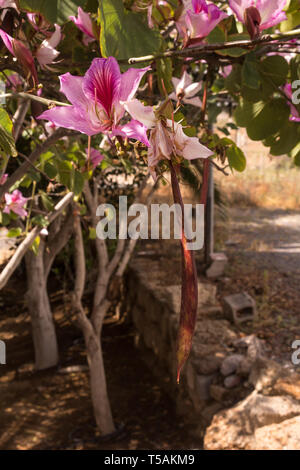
[[204, 391, 300, 450], [192, 355, 222, 375], [274, 374, 300, 401], [221, 354, 244, 376], [233, 334, 265, 360], [206, 253, 228, 279], [250, 416, 300, 450], [195, 374, 215, 401], [223, 293, 257, 326], [224, 374, 241, 389], [210, 384, 230, 402], [237, 357, 253, 377], [249, 357, 282, 392]]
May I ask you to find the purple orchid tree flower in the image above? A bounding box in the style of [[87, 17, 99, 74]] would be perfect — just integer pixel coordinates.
[[69, 7, 96, 46], [87, 148, 105, 169], [122, 98, 213, 179], [0, 29, 38, 86], [283, 84, 300, 123], [0, 174, 8, 185], [184, 0, 228, 44], [0, 0, 17, 9], [27, 12, 50, 32], [169, 71, 202, 107], [229, 0, 287, 39], [4, 190, 28, 217], [38, 57, 151, 146], [35, 24, 62, 69]]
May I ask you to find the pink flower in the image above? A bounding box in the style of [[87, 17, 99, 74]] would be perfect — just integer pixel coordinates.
[[87, 148, 105, 168], [169, 71, 202, 107], [27, 13, 50, 32], [38, 57, 151, 146], [221, 65, 233, 78], [229, 0, 287, 36], [0, 173, 8, 185], [69, 7, 95, 46], [35, 24, 62, 69], [0, 0, 17, 9], [283, 84, 300, 123], [0, 29, 38, 86], [185, 0, 228, 43], [6, 73, 23, 91], [4, 190, 28, 217], [122, 99, 213, 179]]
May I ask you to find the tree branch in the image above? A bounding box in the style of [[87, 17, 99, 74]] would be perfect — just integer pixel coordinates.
[[122, 28, 300, 65], [0, 192, 74, 290]]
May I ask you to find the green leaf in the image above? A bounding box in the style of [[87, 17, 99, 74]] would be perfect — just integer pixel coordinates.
[[0, 108, 13, 133], [89, 227, 97, 239], [269, 121, 300, 156], [0, 212, 10, 226], [7, 227, 22, 238], [246, 98, 290, 141], [44, 162, 57, 179], [259, 55, 289, 87], [242, 54, 261, 90], [99, 0, 161, 65], [0, 108, 17, 156], [0, 124, 17, 156], [73, 170, 84, 195], [40, 193, 54, 212], [227, 145, 246, 172], [19, 0, 87, 24], [19, 0, 58, 23], [31, 236, 40, 255]]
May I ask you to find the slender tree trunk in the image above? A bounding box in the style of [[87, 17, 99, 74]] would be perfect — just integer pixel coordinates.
[[25, 242, 59, 370], [83, 325, 115, 435]]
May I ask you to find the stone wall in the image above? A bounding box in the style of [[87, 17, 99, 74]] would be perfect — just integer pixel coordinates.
[[125, 256, 300, 448], [125, 257, 248, 436]]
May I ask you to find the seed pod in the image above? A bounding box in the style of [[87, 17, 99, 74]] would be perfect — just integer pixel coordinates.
[[169, 162, 198, 383]]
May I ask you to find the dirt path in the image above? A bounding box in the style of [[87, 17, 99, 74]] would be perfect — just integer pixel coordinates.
[[224, 208, 300, 274], [216, 207, 300, 367]]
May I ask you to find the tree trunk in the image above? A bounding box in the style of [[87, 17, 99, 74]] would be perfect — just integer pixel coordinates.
[[25, 243, 59, 370], [84, 326, 115, 435]]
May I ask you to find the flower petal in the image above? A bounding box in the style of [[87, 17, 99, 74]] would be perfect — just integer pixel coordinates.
[[70, 7, 95, 39], [38, 106, 96, 135], [122, 99, 156, 129], [114, 120, 150, 147], [183, 96, 202, 107], [59, 73, 87, 108], [0, 29, 14, 55], [83, 57, 121, 116], [184, 81, 202, 98], [119, 66, 151, 102]]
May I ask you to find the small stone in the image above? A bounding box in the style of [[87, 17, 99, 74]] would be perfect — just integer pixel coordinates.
[[237, 357, 253, 377], [210, 384, 230, 402], [195, 374, 215, 400], [221, 354, 244, 376], [224, 375, 241, 389]]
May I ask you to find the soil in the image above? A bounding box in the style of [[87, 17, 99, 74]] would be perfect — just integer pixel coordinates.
[[0, 277, 199, 450]]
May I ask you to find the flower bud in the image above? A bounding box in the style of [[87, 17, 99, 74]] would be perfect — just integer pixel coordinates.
[[244, 6, 261, 40]]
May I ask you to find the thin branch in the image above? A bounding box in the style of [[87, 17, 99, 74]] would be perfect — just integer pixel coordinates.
[[12, 99, 30, 141], [0, 192, 74, 290], [122, 28, 300, 65], [44, 206, 74, 280], [0, 92, 70, 107]]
